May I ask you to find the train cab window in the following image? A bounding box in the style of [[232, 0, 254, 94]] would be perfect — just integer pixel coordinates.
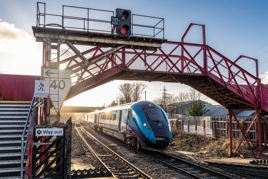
[[144, 107, 166, 124]]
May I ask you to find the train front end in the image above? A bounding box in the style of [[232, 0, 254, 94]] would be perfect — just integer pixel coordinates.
[[130, 101, 172, 149]]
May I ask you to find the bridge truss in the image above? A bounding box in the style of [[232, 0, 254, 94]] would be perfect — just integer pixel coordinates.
[[33, 2, 268, 156]]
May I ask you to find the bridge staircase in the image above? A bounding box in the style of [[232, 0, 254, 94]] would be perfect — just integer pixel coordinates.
[[0, 103, 30, 178]]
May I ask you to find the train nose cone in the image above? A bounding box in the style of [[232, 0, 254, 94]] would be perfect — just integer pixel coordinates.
[[154, 119, 162, 127]]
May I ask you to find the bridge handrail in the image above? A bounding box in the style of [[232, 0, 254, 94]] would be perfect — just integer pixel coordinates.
[[20, 97, 41, 179], [35, 2, 165, 39], [206, 45, 259, 82]]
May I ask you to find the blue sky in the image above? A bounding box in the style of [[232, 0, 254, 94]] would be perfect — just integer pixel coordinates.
[[1, 0, 268, 72], [1, 0, 268, 106]]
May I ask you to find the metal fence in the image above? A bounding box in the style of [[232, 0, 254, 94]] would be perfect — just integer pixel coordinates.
[[36, 2, 165, 39], [170, 115, 258, 142]]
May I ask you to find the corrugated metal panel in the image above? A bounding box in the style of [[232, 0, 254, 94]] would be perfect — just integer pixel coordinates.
[[236, 110, 255, 117], [0, 74, 40, 101]]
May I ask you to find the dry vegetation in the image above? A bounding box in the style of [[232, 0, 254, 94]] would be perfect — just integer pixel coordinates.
[[169, 129, 254, 160]]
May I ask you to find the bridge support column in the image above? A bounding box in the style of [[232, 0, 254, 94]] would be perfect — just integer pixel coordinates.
[[228, 108, 265, 156], [257, 109, 263, 156], [228, 109, 233, 157]]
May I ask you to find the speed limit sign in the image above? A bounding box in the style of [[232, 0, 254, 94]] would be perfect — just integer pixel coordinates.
[[43, 68, 71, 112]]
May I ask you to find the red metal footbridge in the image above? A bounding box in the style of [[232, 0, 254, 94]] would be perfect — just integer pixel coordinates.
[[33, 2, 268, 156]]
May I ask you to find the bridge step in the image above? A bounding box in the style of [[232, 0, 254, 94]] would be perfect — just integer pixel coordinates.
[[0, 167, 21, 178], [0, 120, 26, 123], [0, 134, 23, 139], [0, 140, 25, 144], [0, 146, 21, 151], [0, 153, 21, 158], [0, 129, 24, 133], [0, 116, 28, 119], [0, 111, 28, 114], [0, 124, 25, 128], [0, 107, 29, 111], [0, 159, 22, 165], [0, 103, 30, 178], [0, 167, 21, 173]]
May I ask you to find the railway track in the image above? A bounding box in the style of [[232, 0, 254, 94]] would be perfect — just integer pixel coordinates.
[[75, 125, 152, 179], [76, 125, 241, 178], [148, 150, 235, 179]]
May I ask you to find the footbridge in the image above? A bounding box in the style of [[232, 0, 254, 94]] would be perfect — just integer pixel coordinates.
[[33, 2, 268, 155]]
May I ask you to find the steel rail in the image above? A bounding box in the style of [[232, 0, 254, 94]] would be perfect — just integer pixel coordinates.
[[76, 126, 152, 179], [150, 150, 234, 179]]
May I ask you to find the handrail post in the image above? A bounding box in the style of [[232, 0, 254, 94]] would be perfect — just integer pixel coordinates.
[[181, 23, 207, 73], [25, 132, 34, 179], [20, 140, 24, 179]]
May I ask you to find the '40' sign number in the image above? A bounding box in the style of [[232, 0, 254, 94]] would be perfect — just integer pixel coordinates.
[[49, 80, 66, 90]]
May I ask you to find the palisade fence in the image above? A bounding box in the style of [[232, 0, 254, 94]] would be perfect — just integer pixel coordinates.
[[169, 115, 258, 142]]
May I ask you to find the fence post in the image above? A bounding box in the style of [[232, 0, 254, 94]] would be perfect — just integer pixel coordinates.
[[263, 120, 267, 147], [203, 119, 206, 136], [175, 119, 180, 130], [187, 118, 190, 132], [212, 118, 216, 137], [195, 117, 197, 132], [226, 117, 229, 137]]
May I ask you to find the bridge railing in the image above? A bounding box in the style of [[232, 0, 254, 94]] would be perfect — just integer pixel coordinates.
[[36, 2, 165, 39], [20, 97, 43, 178], [205, 46, 260, 104], [63, 40, 260, 106]]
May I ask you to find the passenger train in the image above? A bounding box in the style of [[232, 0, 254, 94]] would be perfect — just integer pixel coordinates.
[[84, 101, 172, 150]]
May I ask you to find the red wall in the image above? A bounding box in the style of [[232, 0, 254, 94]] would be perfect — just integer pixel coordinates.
[[0, 74, 40, 101]]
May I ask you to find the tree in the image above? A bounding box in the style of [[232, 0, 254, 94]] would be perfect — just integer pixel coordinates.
[[131, 82, 146, 102], [189, 88, 201, 101], [188, 101, 209, 116], [118, 82, 146, 104], [119, 83, 132, 103]]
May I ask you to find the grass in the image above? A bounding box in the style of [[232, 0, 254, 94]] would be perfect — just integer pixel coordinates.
[[170, 129, 254, 159]]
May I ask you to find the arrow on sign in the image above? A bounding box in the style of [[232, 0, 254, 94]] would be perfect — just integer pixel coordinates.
[[45, 70, 56, 77]]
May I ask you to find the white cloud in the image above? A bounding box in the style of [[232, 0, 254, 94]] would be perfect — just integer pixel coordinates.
[[260, 71, 268, 84], [0, 21, 42, 75]]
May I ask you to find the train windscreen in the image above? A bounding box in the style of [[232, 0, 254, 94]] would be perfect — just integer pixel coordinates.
[[144, 107, 169, 136]]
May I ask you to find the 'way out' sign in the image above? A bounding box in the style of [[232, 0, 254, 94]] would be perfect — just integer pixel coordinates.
[[35, 128, 64, 137]]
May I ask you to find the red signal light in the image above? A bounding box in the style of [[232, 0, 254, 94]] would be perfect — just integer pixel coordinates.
[[120, 28, 127, 35], [120, 25, 129, 35]]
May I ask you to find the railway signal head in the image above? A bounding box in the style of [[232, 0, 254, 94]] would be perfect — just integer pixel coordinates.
[[115, 8, 131, 36]]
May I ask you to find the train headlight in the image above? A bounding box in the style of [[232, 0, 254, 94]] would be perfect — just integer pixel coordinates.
[[143, 122, 150, 129]]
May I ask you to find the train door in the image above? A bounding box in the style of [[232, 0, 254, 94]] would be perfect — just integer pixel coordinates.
[[94, 113, 98, 126], [120, 109, 129, 132], [118, 110, 122, 131]]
